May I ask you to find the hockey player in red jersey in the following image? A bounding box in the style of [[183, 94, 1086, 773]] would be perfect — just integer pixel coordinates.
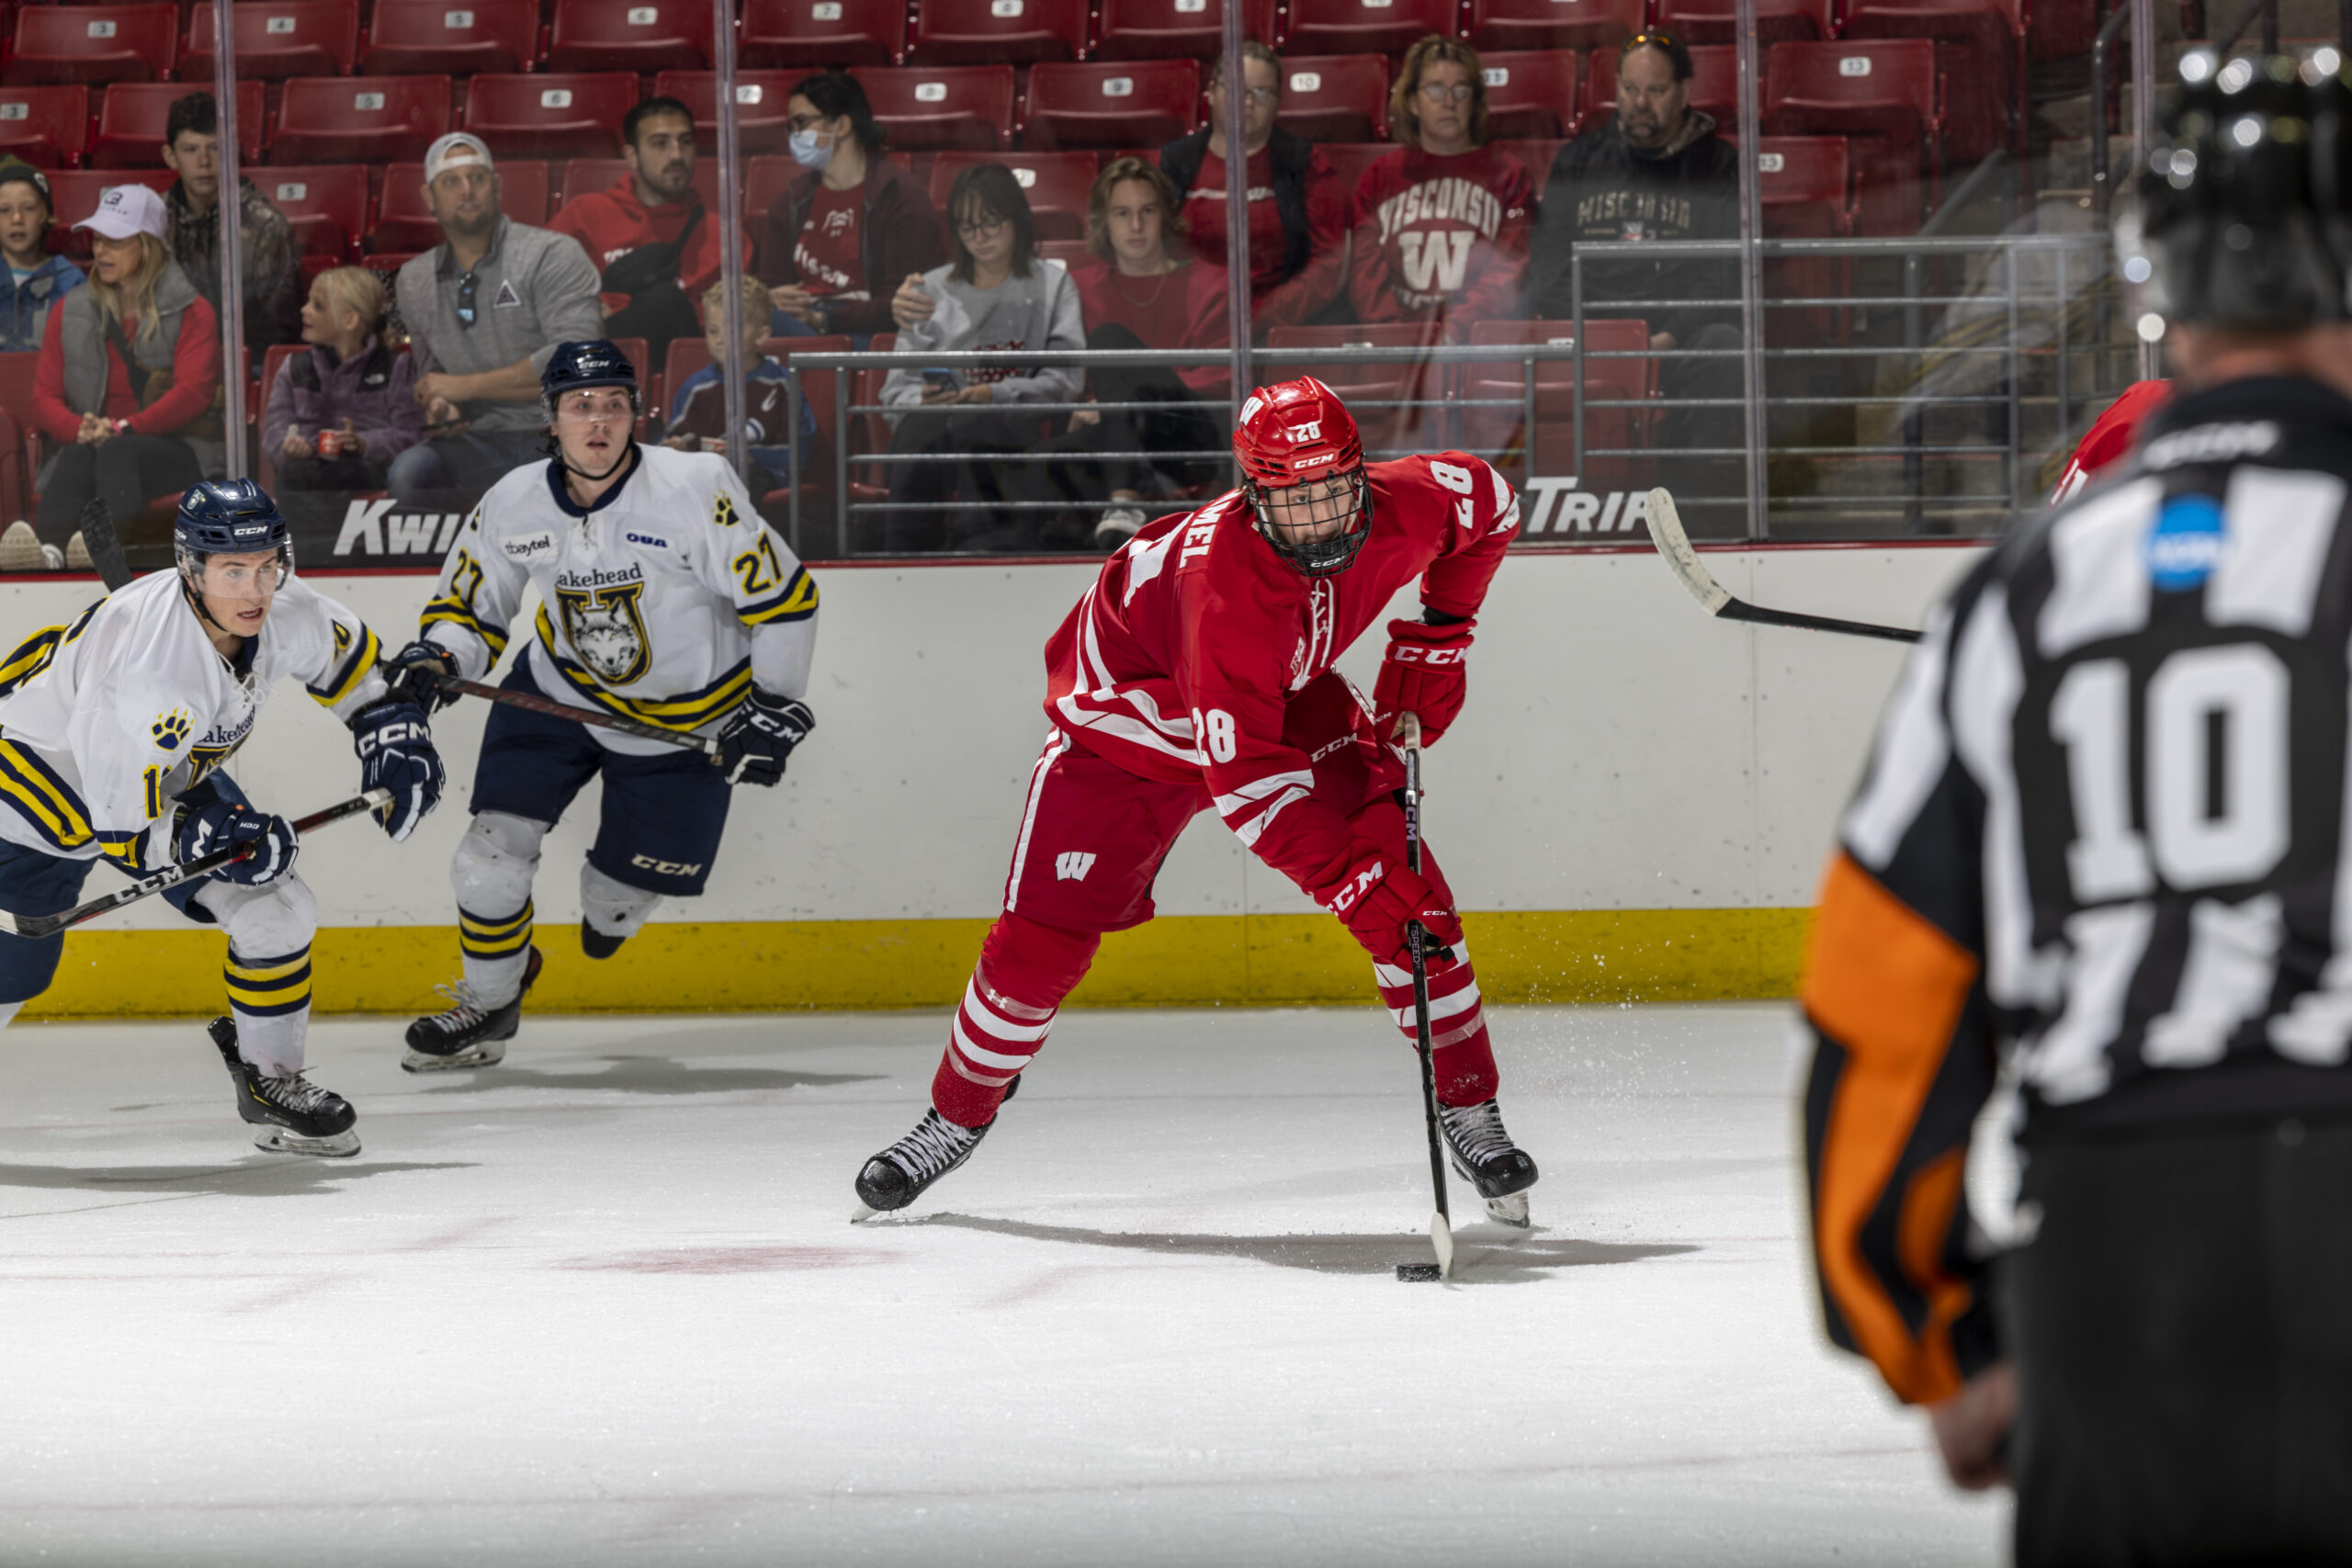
[[853, 376, 1540, 1222]]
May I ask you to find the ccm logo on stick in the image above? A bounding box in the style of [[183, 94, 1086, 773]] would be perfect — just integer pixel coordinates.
[[630, 854, 704, 876]]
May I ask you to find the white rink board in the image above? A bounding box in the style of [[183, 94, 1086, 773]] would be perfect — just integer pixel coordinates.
[[0, 545, 1980, 930]]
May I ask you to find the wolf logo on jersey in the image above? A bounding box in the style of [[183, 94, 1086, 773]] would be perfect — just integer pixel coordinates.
[[556, 582, 651, 685]]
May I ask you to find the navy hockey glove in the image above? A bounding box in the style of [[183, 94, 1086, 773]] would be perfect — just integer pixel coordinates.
[[175, 799, 298, 886], [714, 690, 813, 787], [351, 698, 445, 842], [383, 638, 458, 715]]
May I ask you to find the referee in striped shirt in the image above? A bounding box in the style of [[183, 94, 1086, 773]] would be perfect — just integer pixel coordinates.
[[1801, 51, 2352, 1564]]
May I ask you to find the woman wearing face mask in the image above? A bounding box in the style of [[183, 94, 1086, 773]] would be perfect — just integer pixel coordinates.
[[756, 71, 944, 346]]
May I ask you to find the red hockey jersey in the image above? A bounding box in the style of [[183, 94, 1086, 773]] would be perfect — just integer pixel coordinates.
[[1043, 453, 1520, 902], [1348, 145, 1533, 330], [2049, 378, 2173, 503]]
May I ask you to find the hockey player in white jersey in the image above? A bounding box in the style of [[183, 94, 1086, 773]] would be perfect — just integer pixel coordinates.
[[0, 480, 445, 1155], [386, 340, 819, 1069]]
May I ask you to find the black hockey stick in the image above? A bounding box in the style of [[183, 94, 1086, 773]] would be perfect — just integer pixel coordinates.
[[1399, 712, 1456, 1281], [1644, 489, 1923, 645], [429, 673, 722, 759], [0, 787, 391, 941], [77, 498, 133, 592]]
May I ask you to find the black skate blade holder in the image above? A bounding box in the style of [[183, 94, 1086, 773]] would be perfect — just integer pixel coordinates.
[[1396, 713, 1456, 1283]]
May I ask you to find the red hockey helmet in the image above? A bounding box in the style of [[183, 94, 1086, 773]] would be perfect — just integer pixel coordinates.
[[1232, 376, 1373, 578]]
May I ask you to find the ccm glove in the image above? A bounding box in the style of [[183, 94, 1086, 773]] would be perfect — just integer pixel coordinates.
[[351, 698, 445, 842], [1315, 848, 1463, 970], [715, 689, 814, 786], [1372, 615, 1475, 746], [383, 638, 458, 715], [175, 799, 298, 886]]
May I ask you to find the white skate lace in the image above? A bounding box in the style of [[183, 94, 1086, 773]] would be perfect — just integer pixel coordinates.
[[261, 1072, 340, 1115], [423, 977, 496, 1032], [890, 1111, 979, 1180], [1438, 1099, 1514, 1169]]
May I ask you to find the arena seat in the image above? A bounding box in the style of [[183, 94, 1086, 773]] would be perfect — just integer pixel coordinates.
[[1092, 0, 1277, 61], [1582, 43, 1736, 134], [1479, 51, 1580, 141], [1459, 317, 1657, 491], [1753, 135, 1854, 336], [1314, 141, 1391, 207], [1022, 60, 1198, 151], [45, 168, 175, 255], [1837, 0, 2021, 160], [1653, 0, 1832, 45], [904, 0, 1088, 66], [928, 151, 1097, 241], [91, 80, 264, 167], [358, 0, 537, 75], [1281, 0, 1456, 57], [744, 152, 799, 243], [1762, 39, 1942, 220], [1465, 0, 1643, 53], [849, 64, 1016, 152], [4, 5, 177, 86], [738, 0, 905, 69], [0, 86, 89, 169], [1036, 237, 1093, 268], [1261, 322, 1450, 456], [254, 164, 368, 261], [544, 0, 714, 74], [1272, 55, 1389, 144], [556, 156, 719, 212], [375, 157, 551, 247], [652, 70, 799, 155], [1490, 136, 1564, 185], [460, 72, 636, 160], [272, 75, 451, 164], [182, 0, 359, 82]]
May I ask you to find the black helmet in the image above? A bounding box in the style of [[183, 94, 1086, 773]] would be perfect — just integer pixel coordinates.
[[2129, 49, 2352, 331], [174, 479, 291, 573], [539, 338, 639, 414]]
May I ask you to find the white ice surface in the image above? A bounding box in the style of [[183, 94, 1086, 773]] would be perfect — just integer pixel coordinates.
[[0, 1003, 2006, 1567]]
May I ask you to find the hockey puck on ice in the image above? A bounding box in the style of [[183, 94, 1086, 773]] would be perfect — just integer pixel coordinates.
[[1396, 1263, 1443, 1281]]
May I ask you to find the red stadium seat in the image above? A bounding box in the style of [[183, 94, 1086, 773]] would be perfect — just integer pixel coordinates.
[[1315, 141, 1391, 209], [744, 152, 799, 241], [1838, 0, 2021, 160], [1653, 0, 1832, 45], [1282, 0, 1455, 57], [1582, 43, 1736, 134], [1273, 55, 1389, 143], [92, 80, 264, 167], [460, 73, 637, 161], [1093, 0, 1277, 60], [739, 0, 905, 69], [255, 164, 369, 260], [651, 70, 800, 155], [906, 0, 1087, 66], [1261, 322, 1450, 455], [4, 5, 176, 86], [928, 151, 1097, 242], [1753, 135, 1854, 336], [1762, 40, 1942, 220], [375, 157, 552, 248], [272, 75, 451, 164], [1491, 136, 1564, 184], [0, 86, 89, 168], [544, 0, 713, 74], [1465, 0, 1642, 52], [1459, 317, 1656, 492], [849, 64, 1016, 152], [1036, 236, 1093, 268], [358, 0, 537, 75], [1479, 51, 1579, 141], [46, 168, 175, 255], [1022, 61, 1198, 152], [182, 0, 359, 82], [556, 156, 719, 211]]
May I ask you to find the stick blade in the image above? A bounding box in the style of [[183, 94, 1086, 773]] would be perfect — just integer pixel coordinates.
[[1643, 488, 1731, 616], [1431, 1212, 1455, 1279]]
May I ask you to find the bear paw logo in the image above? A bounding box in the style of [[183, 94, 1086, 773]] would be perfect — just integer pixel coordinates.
[[152, 709, 191, 752]]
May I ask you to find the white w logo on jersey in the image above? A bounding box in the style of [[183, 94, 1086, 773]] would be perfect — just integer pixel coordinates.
[[1056, 852, 1096, 882], [1397, 231, 1474, 296]]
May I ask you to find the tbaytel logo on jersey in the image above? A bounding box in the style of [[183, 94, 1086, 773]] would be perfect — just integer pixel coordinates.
[[2147, 493, 2226, 592]]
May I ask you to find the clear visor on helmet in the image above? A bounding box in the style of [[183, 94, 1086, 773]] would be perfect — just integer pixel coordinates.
[[177, 539, 294, 593], [1248, 466, 1370, 576]]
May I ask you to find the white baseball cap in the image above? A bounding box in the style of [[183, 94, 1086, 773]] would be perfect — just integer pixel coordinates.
[[424, 132, 494, 183], [74, 183, 166, 243]]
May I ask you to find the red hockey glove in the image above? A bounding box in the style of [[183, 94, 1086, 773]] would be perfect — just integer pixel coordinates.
[[1373, 616, 1475, 747], [1315, 850, 1464, 969]]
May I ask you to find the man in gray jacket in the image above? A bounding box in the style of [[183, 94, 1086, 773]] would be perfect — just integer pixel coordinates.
[[391, 134, 603, 514]]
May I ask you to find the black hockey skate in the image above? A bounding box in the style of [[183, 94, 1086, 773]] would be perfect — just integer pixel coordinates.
[[209, 1017, 359, 1157], [403, 946, 542, 1073], [852, 1077, 1018, 1220], [1438, 1097, 1538, 1227]]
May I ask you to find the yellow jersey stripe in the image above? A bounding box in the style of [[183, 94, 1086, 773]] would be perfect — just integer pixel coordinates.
[[308, 624, 384, 708]]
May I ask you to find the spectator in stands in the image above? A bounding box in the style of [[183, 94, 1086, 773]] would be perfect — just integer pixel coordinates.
[[662, 275, 815, 499], [263, 266, 423, 527], [548, 95, 737, 363], [391, 134, 604, 514], [1031, 157, 1228, 552], [161, 92, 303, 360], [1526, 29, 1741, 468], [758, 71, 943, 345], [0, 161, 81, 355], [1351, 35, 1534, 334], [28, 185, 222, 564], [1159, 41, 1347, 339], [879, 164, 1082, 553]]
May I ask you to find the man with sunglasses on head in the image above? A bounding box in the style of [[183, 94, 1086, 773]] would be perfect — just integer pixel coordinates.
[[851, 376, 1539, 1225], [390, 133, 604, 518]]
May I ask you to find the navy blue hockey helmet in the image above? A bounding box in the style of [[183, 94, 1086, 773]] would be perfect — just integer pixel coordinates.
[[541, 338, 640, 413], [175, 479, 292, 567]]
